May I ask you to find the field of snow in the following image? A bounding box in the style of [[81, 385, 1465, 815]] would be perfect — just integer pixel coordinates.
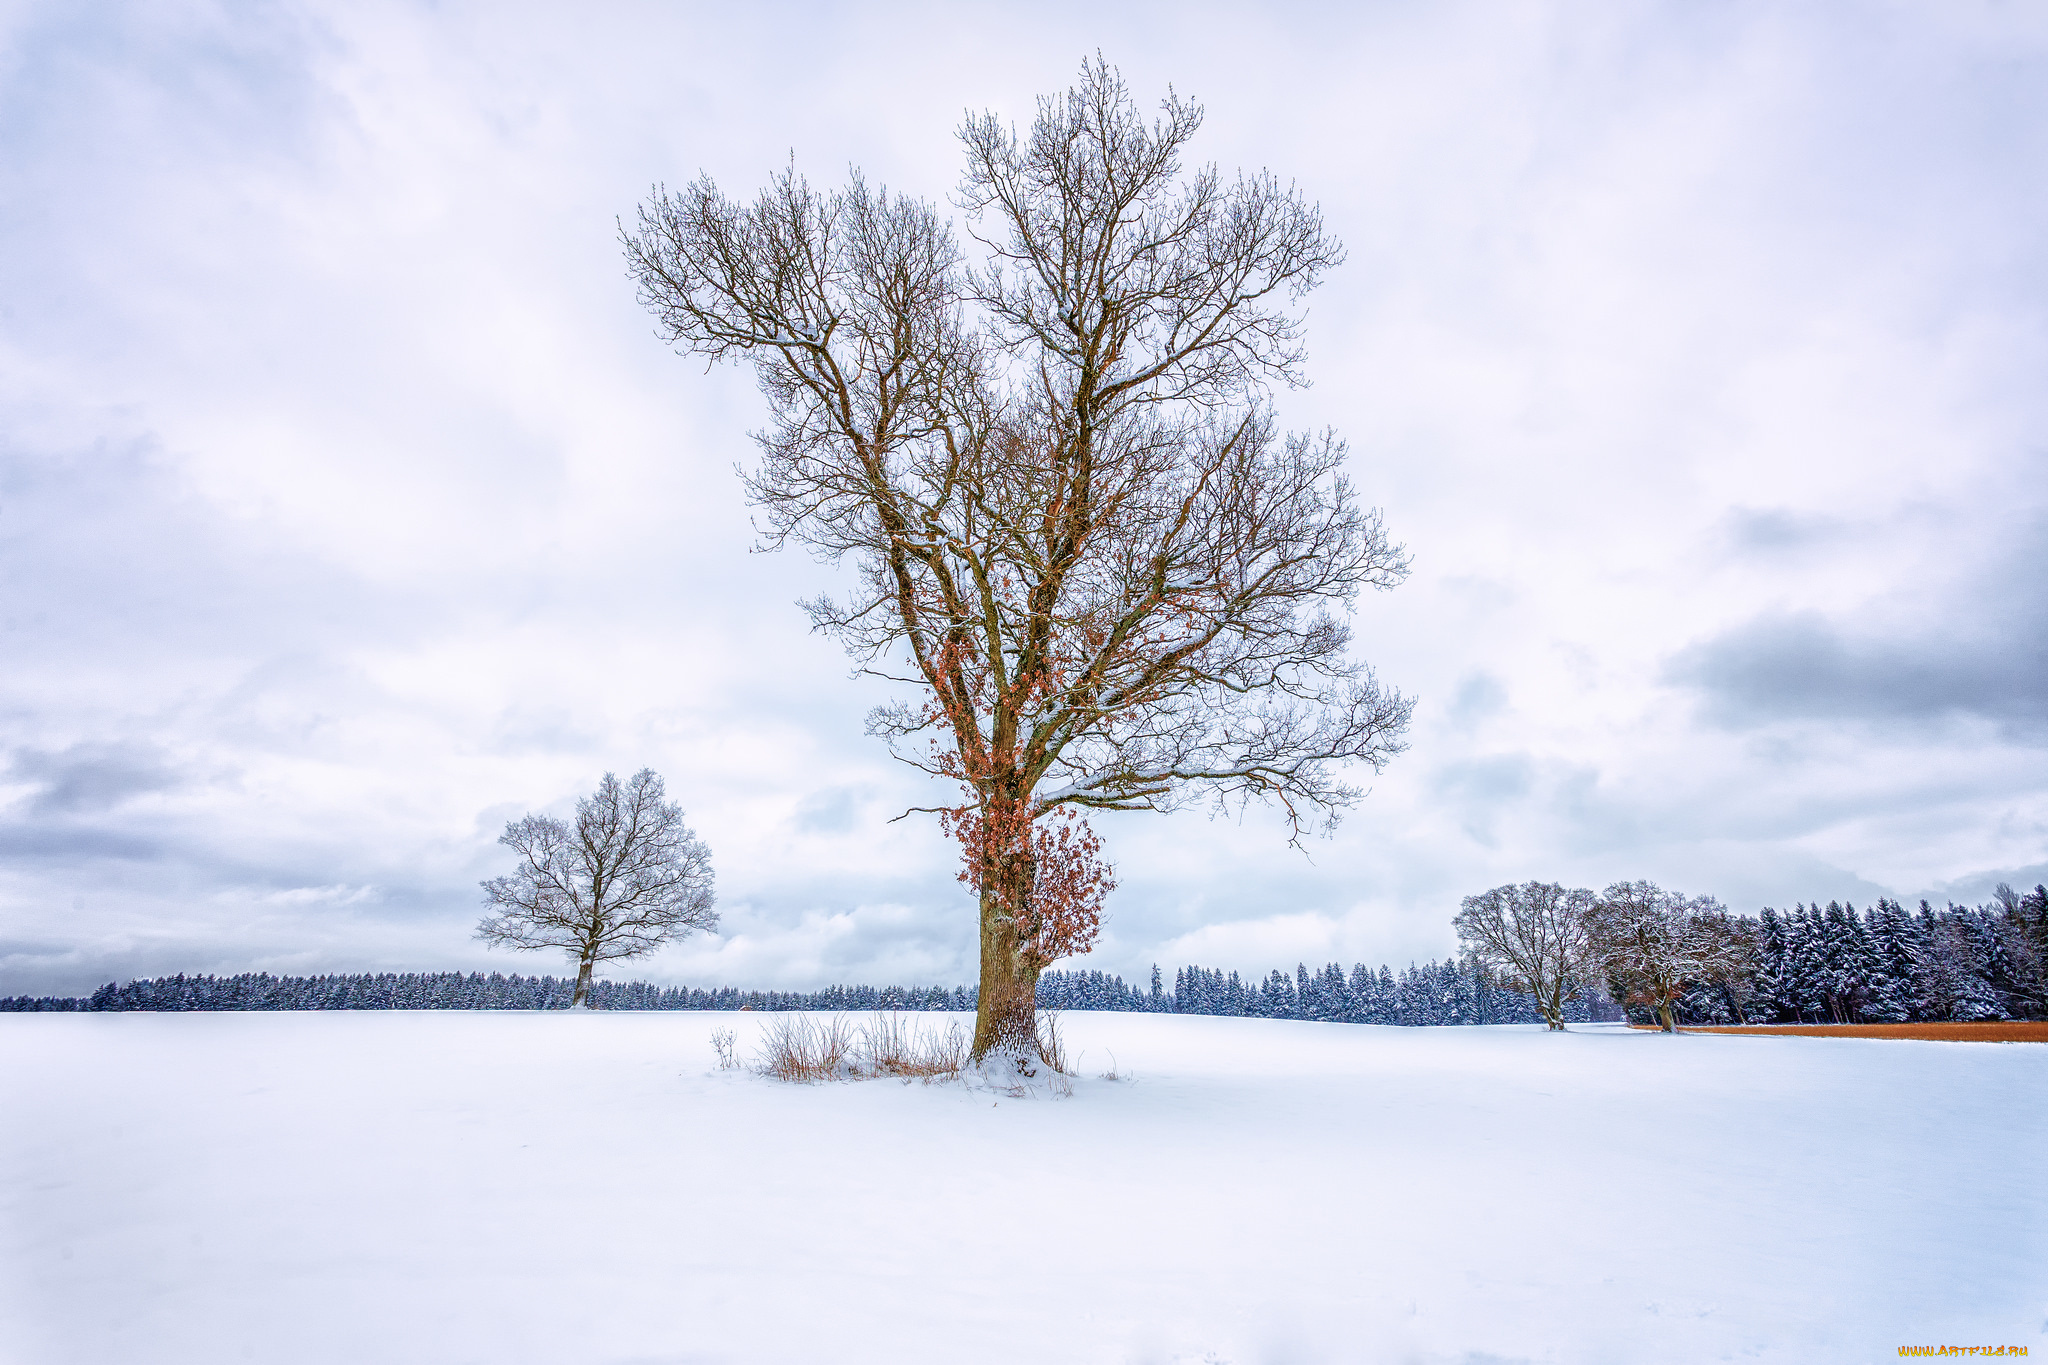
[[3, 1011, 2042, 1364]]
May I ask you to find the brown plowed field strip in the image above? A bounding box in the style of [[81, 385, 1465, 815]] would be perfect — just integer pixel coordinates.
[[1630, 1022, 2048, 1043]]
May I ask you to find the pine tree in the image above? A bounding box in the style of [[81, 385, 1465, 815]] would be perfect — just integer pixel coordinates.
[[1831, 904, 1864, 1021], [1963, 910, 2018, 1018], [1754, 908, 1793, 1022], [1320, 963, 1352, 1022], [1347, 963, 1377, 1023], [1296, 963, 1318, 1020], [1263, 969, 1297, 1019], [2002, 885, 2048, 1020], [1858, 902, 1915, 1022], [1786, 906, 1829, 1022], [1921, 904, 2004, 1021]]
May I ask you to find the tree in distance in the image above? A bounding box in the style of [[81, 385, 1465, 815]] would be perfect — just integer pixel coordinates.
[[476, 769, 717, 1009], [1453, 881, 1597, 1031], [622, 59, 1412, 1065], [1584, 880, 1746, 1033]]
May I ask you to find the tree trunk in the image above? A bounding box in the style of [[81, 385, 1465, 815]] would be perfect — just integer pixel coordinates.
[[970, 872, 1041, 1067], [1657, 999, 1676, 1032], [571, 955, 595, 1009]]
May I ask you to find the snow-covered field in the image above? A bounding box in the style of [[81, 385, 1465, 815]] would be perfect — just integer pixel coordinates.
[[3, 1011, 2042, 1364]]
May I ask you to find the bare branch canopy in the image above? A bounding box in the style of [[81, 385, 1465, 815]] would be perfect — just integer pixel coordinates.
[[622, 58, 1412, 1061], [477, 769, 717, 1008], [1453, 882, 1597, 1032]]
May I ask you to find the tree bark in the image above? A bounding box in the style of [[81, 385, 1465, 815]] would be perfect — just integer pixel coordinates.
[[971, 851, 1041, 1065], [571, 955, 595, 1009], [1657, 1000, 1675, 1032]]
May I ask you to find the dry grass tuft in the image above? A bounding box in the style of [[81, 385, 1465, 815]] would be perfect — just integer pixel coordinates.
[[709, 1027, 738, 1070], [753, 1012, 974, 1083], [751, 1009, 1094, 1089], [859, 1013, 969, 1078], [754, 1014, 857, 1082], [1035, 1009, 1073, 1075]]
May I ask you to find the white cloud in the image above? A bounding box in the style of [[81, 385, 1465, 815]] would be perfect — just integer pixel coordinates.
[[2, 0, 2045, 995], [259, 884, 381, 908]]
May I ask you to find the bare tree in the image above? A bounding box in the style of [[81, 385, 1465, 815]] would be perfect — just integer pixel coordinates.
[[622, 59, 1411, 1063], [1688, 906, 1760, 1023], [477, 769, 717, 1007], [1584, 880, 1738, 1033], [1453, 882, 1596, 1030]]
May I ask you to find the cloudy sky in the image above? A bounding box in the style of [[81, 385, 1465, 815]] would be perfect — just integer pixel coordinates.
[[3, 0, 2044, 998]]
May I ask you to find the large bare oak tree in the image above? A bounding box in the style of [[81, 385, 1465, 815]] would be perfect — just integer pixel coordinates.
[[623, 60, 1411, 1062], [477, 769, 718, 1007]]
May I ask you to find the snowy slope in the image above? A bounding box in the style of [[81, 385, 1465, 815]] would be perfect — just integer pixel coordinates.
[[2, 1011, 2041, 1364]]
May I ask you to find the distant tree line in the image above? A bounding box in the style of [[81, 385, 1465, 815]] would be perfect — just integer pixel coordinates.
[[0, 972, 974, 1014], [14, 883, 2036, 1024], [1453, 876, 2048, 1030], [1027, 958, 1619, 1024], [1169, 959, 1619, 1025], [0, 958, 1618, 1024], [1679, 892, 2048, 1026]]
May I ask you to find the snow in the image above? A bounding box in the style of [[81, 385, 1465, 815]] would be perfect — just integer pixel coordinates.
[[3, 1011, 2042, 1364]]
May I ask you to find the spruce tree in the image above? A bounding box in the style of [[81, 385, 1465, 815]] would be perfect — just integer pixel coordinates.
[[1964, 910, 2018, 1017], [1786, 907, 1829, 1022], [1755, 908, 1793, 1022], [1859, 902, 1915, 1022]]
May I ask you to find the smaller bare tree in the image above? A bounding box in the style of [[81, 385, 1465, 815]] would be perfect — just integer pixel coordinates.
[[1454, 882, 1596, 1031], [1584, 880, 1737, 1033], [1688, 906, 1760, 1023], [477, 769, 717, 1007]]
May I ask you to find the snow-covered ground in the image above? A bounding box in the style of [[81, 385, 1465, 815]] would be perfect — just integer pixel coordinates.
[[3, 1011, 2042, 1364]]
